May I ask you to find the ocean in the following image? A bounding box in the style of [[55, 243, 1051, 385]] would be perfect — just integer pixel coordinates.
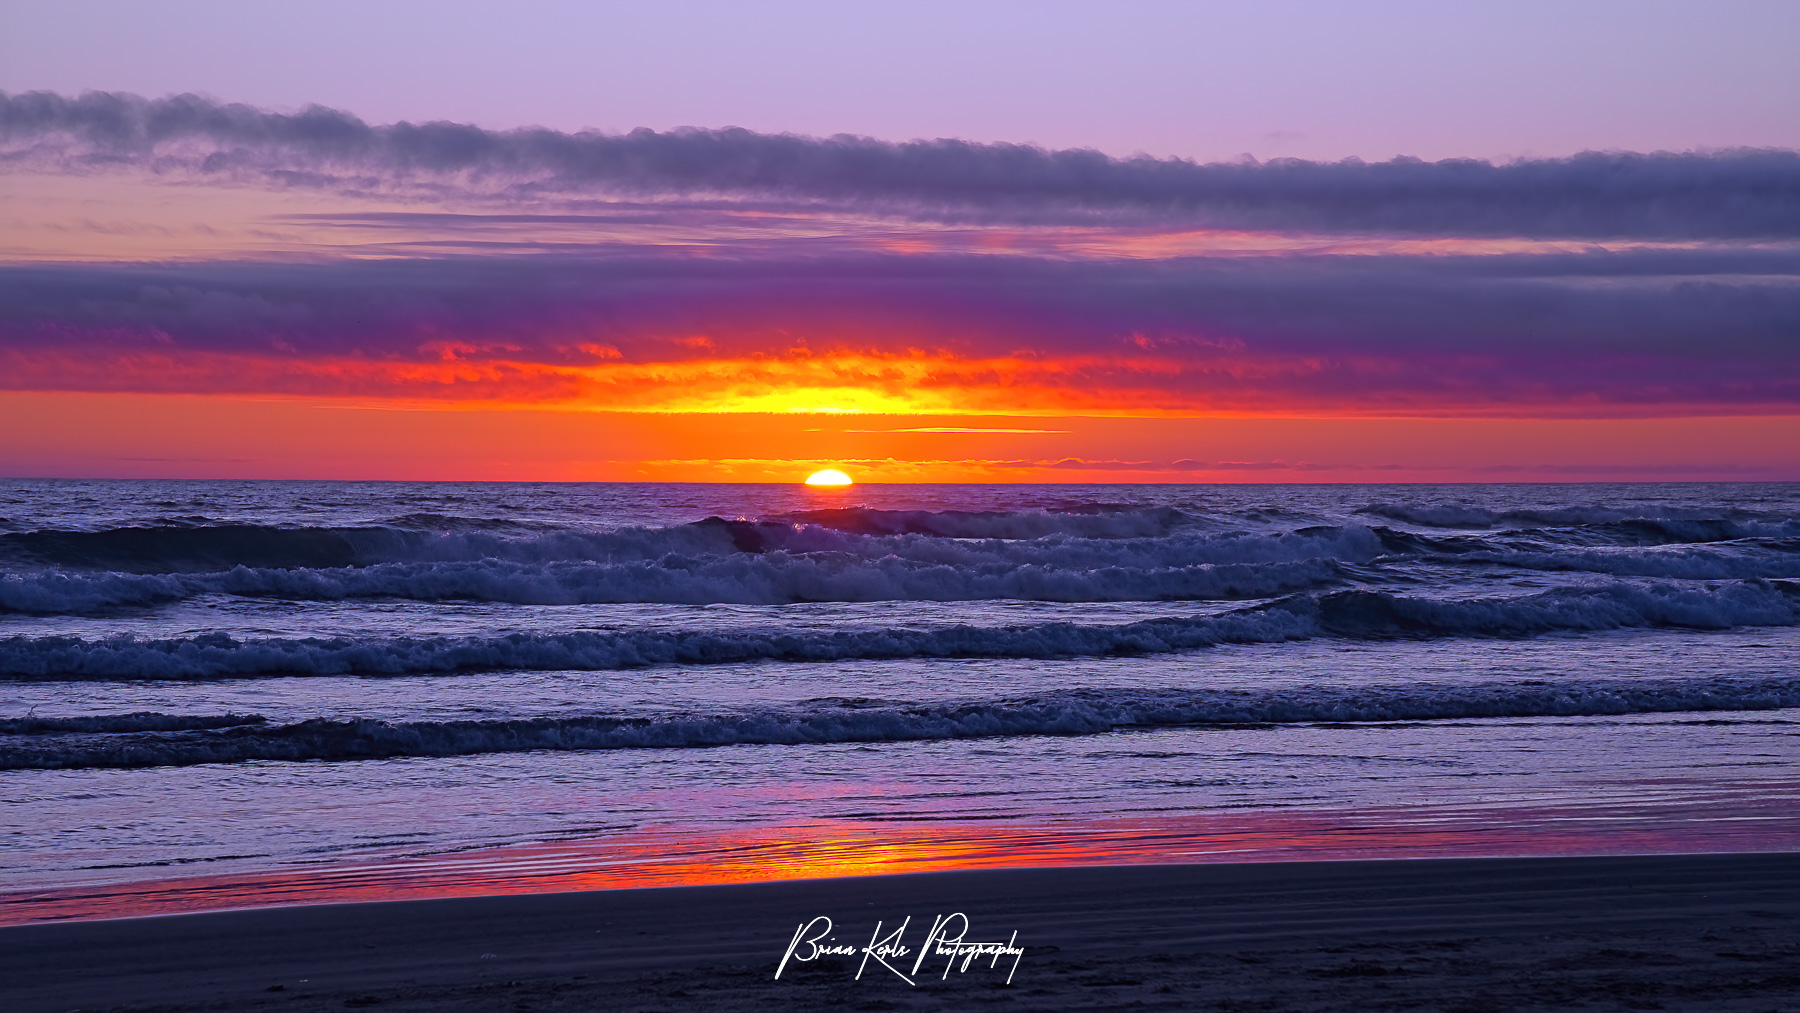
[[3, 480, 1798, 923]]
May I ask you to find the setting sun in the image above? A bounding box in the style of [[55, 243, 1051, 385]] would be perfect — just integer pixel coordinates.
[[804, 469, 854, 486]]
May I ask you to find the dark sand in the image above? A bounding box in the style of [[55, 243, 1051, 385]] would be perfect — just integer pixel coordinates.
[[5, 853, 1799, 1012]]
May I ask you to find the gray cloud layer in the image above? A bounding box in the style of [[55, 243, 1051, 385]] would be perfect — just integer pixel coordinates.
[[5, 90, 1799, 238], [2, 248, 1795, 357]]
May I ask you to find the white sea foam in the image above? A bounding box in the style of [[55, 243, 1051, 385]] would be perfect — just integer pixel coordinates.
[[8, 503, 1797, 617]]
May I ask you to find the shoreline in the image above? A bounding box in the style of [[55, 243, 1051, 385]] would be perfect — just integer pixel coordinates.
[[11, 780, 1798, 930], [6, 851, 1798, 1012]]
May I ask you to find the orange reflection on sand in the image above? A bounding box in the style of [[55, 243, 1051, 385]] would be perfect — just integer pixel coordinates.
[[6, 791, 1799, 927]]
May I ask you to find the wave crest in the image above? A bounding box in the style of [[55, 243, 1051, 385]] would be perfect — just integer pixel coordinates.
[[7, 678, 1796, 769], [2, 581, 1792, 680]]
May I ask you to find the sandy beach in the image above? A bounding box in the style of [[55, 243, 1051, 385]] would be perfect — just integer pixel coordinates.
[[5, 852, 1798, 1012]]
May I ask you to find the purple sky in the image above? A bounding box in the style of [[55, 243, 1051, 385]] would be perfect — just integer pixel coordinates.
[[3, 90, 1796, 421], [3, 0, 1797, 162], [3, 0, 1798, 482]]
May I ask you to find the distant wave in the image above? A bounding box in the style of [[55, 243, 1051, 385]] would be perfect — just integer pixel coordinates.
[[7, 677, 1798, 769], [1357, 500, 1797, 538], [1436, 544, 1800, 581], [774, 504, 1200, 539], [0, 508, 1347, 570], [0, 712, 267, 735], [0, 517, 733, 572], [1280, 580, 1799, 638], [2, 581, 1793, 680]]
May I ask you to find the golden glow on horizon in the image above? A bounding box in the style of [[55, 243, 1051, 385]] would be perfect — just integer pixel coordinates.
[[0, 346, 1376, 418], [2, 392, 1797, 484], [804, 468, 854, 486], [13, 345, 1799, 422]]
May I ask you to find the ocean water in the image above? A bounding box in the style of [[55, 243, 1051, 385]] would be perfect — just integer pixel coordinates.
[[3, 480, 1798, 922]]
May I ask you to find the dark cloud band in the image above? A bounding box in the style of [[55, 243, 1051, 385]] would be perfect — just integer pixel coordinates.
[[1, 249, 1795, 413]]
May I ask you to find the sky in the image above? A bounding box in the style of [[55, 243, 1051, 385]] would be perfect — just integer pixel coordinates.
[[2, 0, 1797, 482]]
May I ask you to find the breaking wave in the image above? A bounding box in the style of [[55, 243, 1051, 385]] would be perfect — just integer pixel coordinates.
[[0, 555, 1350, 612], [4, 503, 1798, 615], [0, 517, 1385, 613]]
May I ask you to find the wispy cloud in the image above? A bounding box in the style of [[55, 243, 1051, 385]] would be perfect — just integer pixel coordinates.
[[6, 91, 1799, 238]]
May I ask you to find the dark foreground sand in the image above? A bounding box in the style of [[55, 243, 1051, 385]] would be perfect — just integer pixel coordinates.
[[5, 853, 1799, 1012]]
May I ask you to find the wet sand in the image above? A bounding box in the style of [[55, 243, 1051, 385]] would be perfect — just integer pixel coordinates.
[[5, 853, 1798, 1012]]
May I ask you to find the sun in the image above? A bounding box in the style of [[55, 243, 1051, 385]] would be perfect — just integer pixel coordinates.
[[804, 469, 854, 487]]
